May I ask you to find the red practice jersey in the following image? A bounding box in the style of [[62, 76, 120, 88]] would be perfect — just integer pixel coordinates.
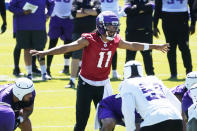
[[80, 32, 121, 81]]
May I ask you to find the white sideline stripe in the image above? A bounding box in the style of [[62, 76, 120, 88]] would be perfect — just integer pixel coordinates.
[[32, 125, 93, 128], [35, 106, 74, 109]]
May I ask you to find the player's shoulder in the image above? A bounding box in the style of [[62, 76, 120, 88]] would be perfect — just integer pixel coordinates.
[[114, 34, 121, 42], [81, 32, 97, 40]]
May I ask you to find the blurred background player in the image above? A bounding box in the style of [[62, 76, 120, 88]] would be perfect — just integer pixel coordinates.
[[0, 78, 36, 131], [124, 0, 155, 76], [153, 0, 196, 79], [8, 0, 53, 80], [12, 16, 41, 77], [65, 0, 101, 88], [0, 0, 7, 34], [120, 60, 183, 131], [100, 0, 124, 79], [46, 0, 74, 77]]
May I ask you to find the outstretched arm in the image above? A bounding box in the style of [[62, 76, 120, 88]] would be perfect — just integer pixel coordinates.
[[118, 39, 169, 53], [30, 37, 89, 57]]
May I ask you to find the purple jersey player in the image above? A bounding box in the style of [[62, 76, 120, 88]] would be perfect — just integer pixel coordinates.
[[96, 94, 142, 131], [170, 71, 197, 101], [0, 78, 35, 131], [47, 0, 74, 76], [170, 71, 197, 131]]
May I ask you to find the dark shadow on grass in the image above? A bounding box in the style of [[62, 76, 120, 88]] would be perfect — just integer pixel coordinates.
[[110, 78, 122, 81], [163, 78, 185, 82]]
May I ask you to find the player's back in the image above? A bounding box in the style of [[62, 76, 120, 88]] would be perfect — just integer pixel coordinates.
[[120, 76, 182, 127]]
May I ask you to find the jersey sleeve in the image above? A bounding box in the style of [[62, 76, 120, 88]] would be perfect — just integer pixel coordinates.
[[121, 93, 136, 131], [182, 91, 193, 117]]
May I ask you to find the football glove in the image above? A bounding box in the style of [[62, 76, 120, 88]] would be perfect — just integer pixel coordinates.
[[14, 116, 24, 130]]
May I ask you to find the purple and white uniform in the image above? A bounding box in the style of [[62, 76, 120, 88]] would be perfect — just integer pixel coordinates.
[[0, 84, 36, 118], [0, 103, 15, 131], [119, 76, 182, 131], [98, 94, 142, 126], [48, 0, 74, 41], [170, 84, 188, 97]]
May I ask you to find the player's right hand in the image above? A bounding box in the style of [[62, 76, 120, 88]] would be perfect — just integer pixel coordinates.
[[23, 9, 32, 15], [30, 50, 46, 58]]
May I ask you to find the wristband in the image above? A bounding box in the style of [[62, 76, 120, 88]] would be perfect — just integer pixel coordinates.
[[144, 44, 149, 50]]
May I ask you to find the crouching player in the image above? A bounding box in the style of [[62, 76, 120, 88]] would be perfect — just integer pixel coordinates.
[[96, 94, 142, 131], [119, 60, 183, 131], [182, 83, 197, 131], [0, 78, 36, 131]]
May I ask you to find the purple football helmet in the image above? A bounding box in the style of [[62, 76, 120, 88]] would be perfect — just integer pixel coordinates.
[[96, 11, 120, 41]]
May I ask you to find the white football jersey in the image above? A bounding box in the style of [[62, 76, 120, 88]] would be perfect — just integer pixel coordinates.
[[51, 0, 73, 18], [101, 0, 120, 17], [162, 0, 188, 12], [119, 76, 182, 131]]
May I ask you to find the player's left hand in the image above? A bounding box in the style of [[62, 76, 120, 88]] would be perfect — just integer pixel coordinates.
[[0, 23, 7, 34], [156, 43, 170, 53], [189, 25, 195, 35], [30, 50, 46, 58]]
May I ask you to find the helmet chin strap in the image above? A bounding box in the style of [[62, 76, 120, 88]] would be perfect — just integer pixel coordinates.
[[106, 31, 116, 41], [106, 36, 114, 41]]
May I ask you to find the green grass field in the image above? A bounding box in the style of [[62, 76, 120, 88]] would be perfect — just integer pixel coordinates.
[[0, 2, 197, 130]]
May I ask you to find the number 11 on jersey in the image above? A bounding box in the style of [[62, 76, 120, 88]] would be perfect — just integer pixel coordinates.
[[97, 51, 112, 68]]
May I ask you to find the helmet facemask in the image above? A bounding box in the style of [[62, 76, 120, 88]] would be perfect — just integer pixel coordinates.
[[104, 22, 119, 41]]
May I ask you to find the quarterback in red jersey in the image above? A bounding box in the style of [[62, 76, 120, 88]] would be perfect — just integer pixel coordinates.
[[31, 11, 169, 131]]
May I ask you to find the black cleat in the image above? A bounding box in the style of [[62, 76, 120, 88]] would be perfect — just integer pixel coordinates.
[[42, 73, 51, 81], [27, 74, 32, 80], [32, 67, 41, 76], [169, 75, 177, 80], [13, 68, 24, 77], [60, 66, 69, 74], [46, 68, 52, 77], [65, 80, 75, 89]]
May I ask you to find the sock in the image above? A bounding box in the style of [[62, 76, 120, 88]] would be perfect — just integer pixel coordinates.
[[25, 65, 32, 75], [64, 59, 70, 66], [70, 77, 75, 84], [40, 65, 46, 75], [112, 70, 117, 74], [79, 61, 82, 67]]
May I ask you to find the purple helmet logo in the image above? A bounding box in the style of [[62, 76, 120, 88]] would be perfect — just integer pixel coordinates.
[[96, 11, 120, 40]]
